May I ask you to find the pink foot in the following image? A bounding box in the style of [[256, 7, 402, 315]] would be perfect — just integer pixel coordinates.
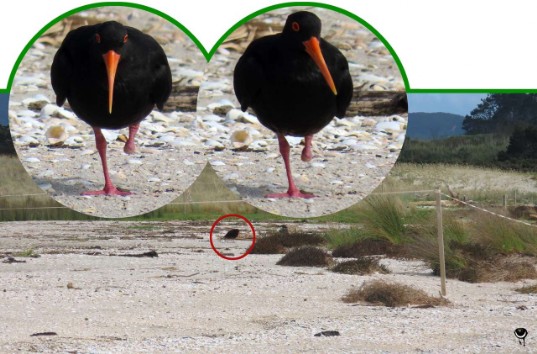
[[81, 186, 132, 196], [301, 135, 313, 162], [124, 142, 136, 155], [123, 123, 139, 155], [266, 190, 315, 199]]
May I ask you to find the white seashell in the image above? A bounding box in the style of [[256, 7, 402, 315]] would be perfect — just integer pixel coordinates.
[[101, 130, 118, 141], [15, 116, 44, 129], [226, 109, 259, 125], [57, 107, 77, 120], [183, 159, 195, 166], [23, 95, 50, 111], [64, 136, 84, 146], [200, 81, 229, 91], [204, 139, 224, 149], [15, 135, 39, 145], [223, 173, 239, 181], [45, 125, 68, 145], [360, 118, 377, 127], [375, 121, 402, 132], [40, 104, 59, 118], [211, 160, 226, 166], [148, 177, 161, 182], [24, 157, 40, 163], [150, 111, 171, 123], [334, 119, 354, 127], [311, 162, 326, 168], [202, 114, 224, 122], [128, 159, 143, 165], [365, 162, 377, 169], [80, 149, 94, 156], [175, 67, 204, 79], [81, 164, 91, 170], [286, 136, 302, 145], [230, 129, 253, 148]]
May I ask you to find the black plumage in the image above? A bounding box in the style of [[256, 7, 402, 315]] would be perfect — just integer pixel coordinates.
[[51, 21, 172, 196], [234, 11, 353, 198]]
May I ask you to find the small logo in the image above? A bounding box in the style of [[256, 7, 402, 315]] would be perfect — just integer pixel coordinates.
[[514, 328, 528, 346]]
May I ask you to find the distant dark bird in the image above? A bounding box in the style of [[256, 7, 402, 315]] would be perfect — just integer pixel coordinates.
[[51, 21, 172, 196], [278, 225, 289, 235], [234, 11, 353, 198], [223, 228, 240, 240]]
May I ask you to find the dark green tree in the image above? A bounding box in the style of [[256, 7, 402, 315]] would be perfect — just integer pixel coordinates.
[[463, 94, 537, 135]]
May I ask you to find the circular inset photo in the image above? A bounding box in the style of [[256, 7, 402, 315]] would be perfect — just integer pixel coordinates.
[[8, 6, 207, 218], [197, 6, 408, 217]]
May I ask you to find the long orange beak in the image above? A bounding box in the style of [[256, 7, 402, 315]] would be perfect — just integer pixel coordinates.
[[102, 50, 121, 114], [303, 37, 337, 95]]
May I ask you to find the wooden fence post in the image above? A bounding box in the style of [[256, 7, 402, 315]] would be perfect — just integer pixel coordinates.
[[436, 189, 447, 296]]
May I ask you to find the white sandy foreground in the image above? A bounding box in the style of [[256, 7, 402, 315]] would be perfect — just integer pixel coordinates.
[[0, 221, 536, 353]]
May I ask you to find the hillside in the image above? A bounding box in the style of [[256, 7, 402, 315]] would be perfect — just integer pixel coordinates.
[[407, 112, 465, 140]]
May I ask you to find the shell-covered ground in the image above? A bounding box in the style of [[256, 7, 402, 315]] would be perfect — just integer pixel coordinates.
[[198, 6, 407, 217]]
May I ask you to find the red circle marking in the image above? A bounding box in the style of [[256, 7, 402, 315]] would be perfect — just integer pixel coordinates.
[[210, 214, 256, 261]]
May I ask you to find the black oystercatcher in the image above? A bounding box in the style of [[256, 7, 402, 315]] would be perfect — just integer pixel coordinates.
[[233, 11, 353, 198], [223, 229, 240, 240], [51, 21, 172, 196]]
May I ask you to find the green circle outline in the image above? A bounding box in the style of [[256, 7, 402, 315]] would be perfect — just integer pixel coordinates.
[[1, 1, 410, 93]]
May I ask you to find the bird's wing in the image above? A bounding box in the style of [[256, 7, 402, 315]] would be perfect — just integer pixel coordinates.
[[233, 49, 264, 112], [150, 55, 172, 111], [335, 66, 353, 118], [322, 39, 353, 118], [50, 34, 75, 107], [128, 28, 172, 111]]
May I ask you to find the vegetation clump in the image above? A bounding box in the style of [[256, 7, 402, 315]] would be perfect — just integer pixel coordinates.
[[276, 246, 333, 267], [331, 257, 390, 275], [342, 280, 450, 307]]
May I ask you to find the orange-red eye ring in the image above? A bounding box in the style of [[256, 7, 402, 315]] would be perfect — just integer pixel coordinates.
[[95, 33, 101, 43], [292, 22, 300, 32], [123, 34, 128, 43]]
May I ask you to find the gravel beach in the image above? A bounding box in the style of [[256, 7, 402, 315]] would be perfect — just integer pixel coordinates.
[[0, 220, 535, 353]]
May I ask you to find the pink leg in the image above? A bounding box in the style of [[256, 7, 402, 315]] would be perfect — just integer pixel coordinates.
[[266, 134, 315, 199], [81, 127, 132, 196], [124, 123, 139, 154], [301, 135, 313, 162]]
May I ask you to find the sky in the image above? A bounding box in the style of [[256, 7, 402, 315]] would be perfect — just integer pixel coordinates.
[[408, 93, 487, 116]]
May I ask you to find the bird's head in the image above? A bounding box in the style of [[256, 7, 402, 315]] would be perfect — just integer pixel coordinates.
[[94, 21, 129, 114], [283, 11, 337, 95]]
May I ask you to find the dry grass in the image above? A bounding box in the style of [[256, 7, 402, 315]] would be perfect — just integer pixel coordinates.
[[457, 256, 537, 283], [332, 238, 408, 258], [342, 280, 450, 307], [276, 246, 333, 267], [515, 284, 537, 294], [251, 232, 326, 254], [331, 258, 390, 275]]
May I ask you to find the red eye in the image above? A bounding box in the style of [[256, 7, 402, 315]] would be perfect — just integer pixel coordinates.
[[292, 21, 300, 32], [123, 34, 128, 43], [95, 33, 101, 43]]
